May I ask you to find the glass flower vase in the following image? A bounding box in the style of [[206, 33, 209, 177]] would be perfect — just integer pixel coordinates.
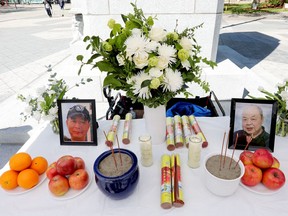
[[275, 113, 288, 137], [50, 118, 60, 134]]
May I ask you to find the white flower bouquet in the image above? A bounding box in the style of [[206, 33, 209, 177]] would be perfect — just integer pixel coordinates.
[[250, 79, 288, 136], [77, 3, 216, 108], [18, 71, 92, 133]]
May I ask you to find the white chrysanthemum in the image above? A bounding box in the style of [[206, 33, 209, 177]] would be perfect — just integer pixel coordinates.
[[158, 44, 176, 64], [125, 34, 148, 57], [145, 40, 159, 52], [280, 91, 288, 100], [133, 51, 149, 69], [163, 68, 183, 92], [258, 86, 264, 92], [179, 37, 193, 50], [148, 27, 167, 42], [181, 60, 191, 70], [149, 68, 163, 78], [132, 71, 152, 99], [156, 56, 169, 70]]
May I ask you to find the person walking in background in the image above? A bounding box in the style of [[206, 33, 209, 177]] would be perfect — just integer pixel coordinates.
[[43, 0, 52, 18], [58, 0, 65, 17]]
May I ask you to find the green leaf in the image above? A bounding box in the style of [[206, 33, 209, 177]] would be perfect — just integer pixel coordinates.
[[103, 75, 122, 87], [141, 80, 151, 88], [76, 55, 84, 62], [96, 61, 116, 72]]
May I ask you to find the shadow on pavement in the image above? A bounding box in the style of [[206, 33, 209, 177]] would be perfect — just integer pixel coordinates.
[[217, 31, 280, 69]]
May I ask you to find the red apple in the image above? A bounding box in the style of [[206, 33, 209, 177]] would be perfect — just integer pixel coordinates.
[[68, 169, 89, 190], [271, 157, 280, 169], [251, 148, 273, 169], [46, 162, 58, 180], [239, 150, 254, 165], [48, 175, 70, 196], [262, 168, 286, 190], [241, 164, 262, 186], [56, 155, 76, 176], [74, 157, 85, 170]]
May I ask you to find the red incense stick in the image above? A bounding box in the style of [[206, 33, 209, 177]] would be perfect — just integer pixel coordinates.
[[222, 131, 229, 168], [234, 134, 253, 169], [103, 131, 118, 170], [116, 134, 123, 166], [229, 133, 238, 169], [219, 131, 226, 171]]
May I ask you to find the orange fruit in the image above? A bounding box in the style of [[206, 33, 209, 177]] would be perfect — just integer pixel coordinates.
[[17, 169, 39, 189], [30, 156, 48, 175], [9, 152, 32, 171], [0, 170, 19, 190]]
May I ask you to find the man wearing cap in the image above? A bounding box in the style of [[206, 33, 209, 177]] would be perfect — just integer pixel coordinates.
[[65, 104, 91, 142]]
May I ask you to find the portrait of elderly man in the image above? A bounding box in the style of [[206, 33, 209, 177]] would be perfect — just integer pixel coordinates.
[[64, 104, 92, 142], [233, 104, 270, 148]]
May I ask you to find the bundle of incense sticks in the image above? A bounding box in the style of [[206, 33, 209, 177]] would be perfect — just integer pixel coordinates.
[[174, 115, 184, 148], [160, 154, 184, 209], [105, 115, 120, 147], [166, 117, 175, 151], [122, 113, 132, 144], [181, 115, 193, 148], [171, 154, 184, 207], [189, 115, 208, 148]]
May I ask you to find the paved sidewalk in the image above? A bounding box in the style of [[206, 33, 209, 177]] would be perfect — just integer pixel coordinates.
[[0, 6, 288, 168]]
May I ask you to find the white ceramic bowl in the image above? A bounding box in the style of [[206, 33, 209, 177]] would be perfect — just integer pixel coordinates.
[[203, 152, 245, 196]]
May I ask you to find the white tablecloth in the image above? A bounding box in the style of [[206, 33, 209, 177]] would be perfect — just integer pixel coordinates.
[[0, 117, 288, 216]]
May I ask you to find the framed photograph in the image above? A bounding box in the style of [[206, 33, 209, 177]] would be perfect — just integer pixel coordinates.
[[57, 99, 98, 146], [228, 98, 278, 152]]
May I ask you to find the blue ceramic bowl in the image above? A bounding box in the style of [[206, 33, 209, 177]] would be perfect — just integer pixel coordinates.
[[93, 148, 139, 199]]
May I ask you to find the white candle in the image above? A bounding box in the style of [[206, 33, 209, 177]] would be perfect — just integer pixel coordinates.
[[139, 135, 153, 167], [188, 135, 202, 168]]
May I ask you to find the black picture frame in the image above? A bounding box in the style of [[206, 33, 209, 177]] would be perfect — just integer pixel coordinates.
[[57, 99, 98, 146], [228, 98, 278, 152]]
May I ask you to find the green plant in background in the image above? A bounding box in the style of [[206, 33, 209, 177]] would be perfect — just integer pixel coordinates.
[[77, 3, 216, 108], [249, 79, 288, 137], [18, 70, 92, 133]]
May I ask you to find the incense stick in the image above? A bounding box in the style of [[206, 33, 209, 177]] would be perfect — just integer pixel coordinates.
[[229, 133, 238, 169], [234, 134, 253, 169], [219, 131, 226, 171], [222, 131, 229, 168], [116, 134, 123, 166], [103, 131, 118, 170]]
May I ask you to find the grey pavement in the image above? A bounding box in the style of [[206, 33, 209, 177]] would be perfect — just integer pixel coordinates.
[[0, 5, 288, 168]]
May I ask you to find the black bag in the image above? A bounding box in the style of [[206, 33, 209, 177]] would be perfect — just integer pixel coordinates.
[[103, 87, 143, 120]]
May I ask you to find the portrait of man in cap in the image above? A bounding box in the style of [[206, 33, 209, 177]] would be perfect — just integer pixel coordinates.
[[64, 104, 92, 142]]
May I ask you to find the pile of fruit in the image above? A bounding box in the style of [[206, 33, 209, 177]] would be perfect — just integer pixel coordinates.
[[46, 155, 89, 196], [0, 152, 48, 190], [240, 148, 286, 190]]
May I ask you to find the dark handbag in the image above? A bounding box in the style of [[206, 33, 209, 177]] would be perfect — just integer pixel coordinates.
[[103, 87, 144, 120]]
